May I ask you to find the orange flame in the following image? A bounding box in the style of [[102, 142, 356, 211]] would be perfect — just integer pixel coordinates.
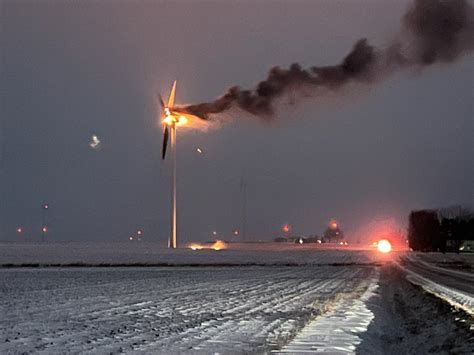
[[210, 240, 226, 250], [189, 243, 203, 251], [188, 240, 227, 251]]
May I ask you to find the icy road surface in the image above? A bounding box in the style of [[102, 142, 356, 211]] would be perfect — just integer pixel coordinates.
[[0, 266, 376, 353], [399, 254, 474, 315]]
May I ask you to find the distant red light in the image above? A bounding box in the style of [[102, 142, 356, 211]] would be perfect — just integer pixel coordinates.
[[42, 226, 48, 233], [282, 224, 290, 233]]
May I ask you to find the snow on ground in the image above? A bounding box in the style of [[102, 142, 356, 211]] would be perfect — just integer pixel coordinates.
[[278, 271, 379, 353], [413, 252, 474, 273], [399, 253, 474, 315], [357, 264, 474, 354], [1, 245, 472, 353], [0, 242, 386, 266], [0, 265, 376, 353]]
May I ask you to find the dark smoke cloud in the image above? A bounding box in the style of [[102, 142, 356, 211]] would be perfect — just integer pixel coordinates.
[[179, 0, 474, 121]]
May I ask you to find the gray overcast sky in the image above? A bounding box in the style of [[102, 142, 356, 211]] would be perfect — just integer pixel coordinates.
[[1, 0, 473, 243]]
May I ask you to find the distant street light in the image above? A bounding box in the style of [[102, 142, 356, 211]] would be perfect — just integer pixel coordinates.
[[41, 226, 48, 242], [42, 203, 49, 241]]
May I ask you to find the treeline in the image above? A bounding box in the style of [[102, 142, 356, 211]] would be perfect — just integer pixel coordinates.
[[408, 206, 474, 252]]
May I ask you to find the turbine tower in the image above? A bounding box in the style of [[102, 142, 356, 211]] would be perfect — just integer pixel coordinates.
[[159, 81, 190, 249]]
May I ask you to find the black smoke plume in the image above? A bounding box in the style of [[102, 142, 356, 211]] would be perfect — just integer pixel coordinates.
[[179, 0, 473, 121]]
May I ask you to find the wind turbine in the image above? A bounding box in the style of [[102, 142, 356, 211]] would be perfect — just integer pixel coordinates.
[[159, 80, 192, 249]]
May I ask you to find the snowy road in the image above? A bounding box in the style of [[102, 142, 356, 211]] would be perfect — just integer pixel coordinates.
[[402, 254, 474, 295], [0, 266, 376, 353], [399, 254, 474, 314]]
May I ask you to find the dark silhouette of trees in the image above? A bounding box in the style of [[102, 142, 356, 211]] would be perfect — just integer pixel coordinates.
[[408, 210, 441, 252], [408, 206, 474, 252], [439, 206, 474, 253]]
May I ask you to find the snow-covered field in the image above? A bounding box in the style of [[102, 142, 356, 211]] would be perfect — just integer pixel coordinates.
[[0, 242, 387, 266], [1, 244, 472, 353], [1, 265, 376, 353]]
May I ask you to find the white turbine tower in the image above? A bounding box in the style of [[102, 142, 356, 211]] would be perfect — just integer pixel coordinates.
[[159, 81, 194, 249]]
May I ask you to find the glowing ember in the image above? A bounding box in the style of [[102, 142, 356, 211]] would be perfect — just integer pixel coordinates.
[[377, 239, 392, 253], [211, 240, 227, 250], [89, 135, 101, 149], [189, 243, 203, 251], [189, 240, 227, 251]]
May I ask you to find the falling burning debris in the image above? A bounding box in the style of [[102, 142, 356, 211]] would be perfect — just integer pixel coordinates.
[[89, 134, 101, 149], [189, 240, 227, 251], [177, 0, 473, 121]]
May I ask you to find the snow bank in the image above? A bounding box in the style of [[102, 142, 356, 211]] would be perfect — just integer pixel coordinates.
[[403, 266, 474, 315]]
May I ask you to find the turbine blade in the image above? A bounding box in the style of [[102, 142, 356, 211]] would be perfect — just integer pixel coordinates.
[[167, 80, 177, 108], [158, 94, 165, 109], [162, 126, 169, 160]]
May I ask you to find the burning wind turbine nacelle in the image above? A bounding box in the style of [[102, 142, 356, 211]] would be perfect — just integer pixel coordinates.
[[159, 81, 205, 160]]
